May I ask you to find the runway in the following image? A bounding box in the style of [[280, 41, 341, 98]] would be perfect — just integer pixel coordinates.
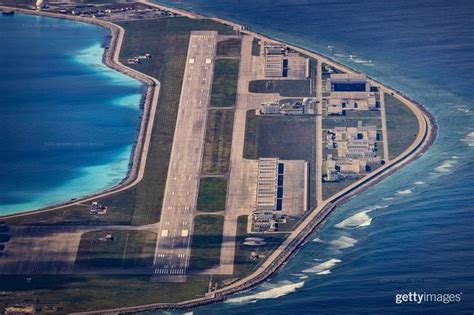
[[152, 31, 218, 279]]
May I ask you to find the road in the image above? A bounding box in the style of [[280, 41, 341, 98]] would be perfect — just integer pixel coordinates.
[[379, 89, 390, 161], [315, 60, 323, 203], [152, 31, 218, 279], [211, 35, 280, 275]]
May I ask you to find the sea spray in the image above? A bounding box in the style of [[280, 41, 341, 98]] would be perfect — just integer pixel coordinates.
[[303, 259, 342, 274], [329, 235, 358, 249], [336, 210, 372, 228], [225, 281, 305, 304]]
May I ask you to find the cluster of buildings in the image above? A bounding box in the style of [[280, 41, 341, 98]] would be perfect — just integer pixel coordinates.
[[324, 73, 380, 115], [264, 43, 288, 77], [40, 2, 176, 20], [259, 98, 314, 115], [89, 201, 107, 215], [252, 158, 287, 232], [324, 121, 381, 179], [126, 53, 152, 65], [263, 42, 310, 79], [323, 73, 383, 180], [251, 158, 308, 232]]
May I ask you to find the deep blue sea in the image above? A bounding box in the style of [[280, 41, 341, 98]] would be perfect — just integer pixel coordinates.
[[0, 14, 142, 214], [151, 0, 473, 313]]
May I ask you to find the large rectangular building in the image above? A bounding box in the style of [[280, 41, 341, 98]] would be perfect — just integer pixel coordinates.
[[264, 43, 287, 77], [327, 73, 369, 92]]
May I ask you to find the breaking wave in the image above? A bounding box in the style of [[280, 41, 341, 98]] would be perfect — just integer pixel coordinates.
[[414, 181, 425, 185], [225, 281, 305, 304], [303, 258, 342, 275], [329, 235, 358, 249], [336, 210, 372, 228], [434, 160, 457, 173], [397, 189, 413, 195], [461, 132, 474, 146]]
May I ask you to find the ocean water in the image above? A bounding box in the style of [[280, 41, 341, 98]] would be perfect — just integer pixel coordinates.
[[152, 0, 474, 313], [0, 14, 143, 214]]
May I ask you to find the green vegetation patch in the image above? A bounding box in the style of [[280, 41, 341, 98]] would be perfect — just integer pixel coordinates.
[[243, 110, 316, 207], [384, 93, 419, 159], [5, 189, 137, 227], [342, 110, 382, 118], [322, 117, 382, 129], [249, 80, 315, 97], [117, 17, 233, 225], [243, 111, 316, 160], [75, 230, 157, 269], [216, 38, 241, 57], [189, 215, 224, 270], [210, 59, 240, 107], [0, 274, 210, 313], [322, 177, 362, 200], [202, 109, 234, 174], [197, 177, 227, 212], [6, 17, 234, 227], [232, 215, 287, 278], [243, 110, 258, 159]]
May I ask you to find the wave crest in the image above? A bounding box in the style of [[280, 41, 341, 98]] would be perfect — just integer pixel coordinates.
[[225, 281, 305, 304], [303, 258, 341, 274]]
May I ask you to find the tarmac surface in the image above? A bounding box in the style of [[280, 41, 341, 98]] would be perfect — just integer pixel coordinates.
[[211, 36, 281, 275], [151, 31, 218, 279]]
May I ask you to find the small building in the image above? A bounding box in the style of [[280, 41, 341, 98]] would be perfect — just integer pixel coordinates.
[[280, 101, 307, 115], [326, 94, 378, 115], [260, 102, 280, 114], [264, 43, 287, 77], [5, 305, 35, 315], [260, 100, 309, 115], [327, 73, 369, 92], [90, 201, 107, 214]]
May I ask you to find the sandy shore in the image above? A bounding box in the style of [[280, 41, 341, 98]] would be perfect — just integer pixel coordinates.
[[0, 2, 437, 313]]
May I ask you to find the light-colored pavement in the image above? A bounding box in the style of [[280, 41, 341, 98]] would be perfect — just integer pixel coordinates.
[[152, 31, 218, 278], [379, 89, 390, 161], [0, 226, 86, 274], [0, 223, 161, 275], [208, 36, 280, 275], [315, 61, 323, 203]]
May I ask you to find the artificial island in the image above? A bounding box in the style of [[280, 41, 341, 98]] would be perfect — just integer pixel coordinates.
[[0, 0, 436, 313]]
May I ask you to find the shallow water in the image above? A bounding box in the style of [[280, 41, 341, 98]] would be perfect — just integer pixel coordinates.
[[0, 14, 143, 214]]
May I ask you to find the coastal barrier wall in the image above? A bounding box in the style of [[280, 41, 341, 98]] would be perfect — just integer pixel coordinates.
[[0, 6, 161, 220], [1, 3, 437, 314]]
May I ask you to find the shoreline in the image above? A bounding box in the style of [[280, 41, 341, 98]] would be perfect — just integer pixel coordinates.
[[0, 6, 161, 219], [0, 2, 437, 313]]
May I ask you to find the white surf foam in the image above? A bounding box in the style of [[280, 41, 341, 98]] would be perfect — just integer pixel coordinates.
[[414, 181, 425, 185], [225, 281, 305, 304], [456, 106, 470, 114], [382, 197, 395, 201], [358, 218, 373, 227], [329, 235, 358, 249], [316, 270, 332, 275], [397, 189, 413, 195], [336, 210, 372, 228], [312, 237, 325, 243], [434, 160, 457, 173], [461, 132, 474, 146], [303, 258, 341, 274]]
